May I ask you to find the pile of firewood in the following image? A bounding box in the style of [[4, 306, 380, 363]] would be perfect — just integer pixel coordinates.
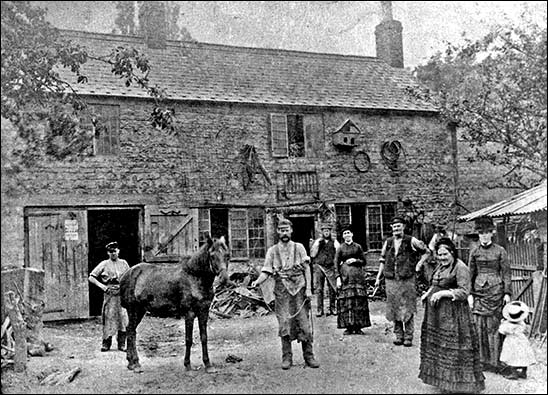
[[1, 316, 16, 369], [210, 284, 272, 319]]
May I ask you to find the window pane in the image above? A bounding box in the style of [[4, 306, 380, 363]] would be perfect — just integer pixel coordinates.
[[90, 104, 120, 155], [367, 205, 383, 250], [271, 114, 288, 157], [248, 207, 265, 258], [287, 114, 304, 157]]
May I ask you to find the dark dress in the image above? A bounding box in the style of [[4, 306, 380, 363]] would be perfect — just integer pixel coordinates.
[[335, 242, 371, 330], [419, 259, 485, 393], [468, 242, 511, 369]]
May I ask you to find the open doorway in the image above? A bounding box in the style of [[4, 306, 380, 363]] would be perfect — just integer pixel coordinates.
[[288, 215, 315, 255], [87, 208, 142, 316]]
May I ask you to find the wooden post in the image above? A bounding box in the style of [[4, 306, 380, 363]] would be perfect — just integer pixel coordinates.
[[4, 291, 27, 372]]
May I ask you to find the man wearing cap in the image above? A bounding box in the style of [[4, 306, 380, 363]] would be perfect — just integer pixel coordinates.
[[88, 241, 130, 352], [252, 218, 319, 370], [468, 216, 511, 373], [310, 222, 340, 317], [375, 216, 430, 347]]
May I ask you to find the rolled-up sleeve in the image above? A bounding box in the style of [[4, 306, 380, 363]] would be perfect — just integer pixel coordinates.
[[379, 240, 388, 262]]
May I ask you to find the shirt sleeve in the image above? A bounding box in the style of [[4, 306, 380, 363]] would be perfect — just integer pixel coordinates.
[[309, 239, 320, 258], [356, 244, 367, 266], [90, 260, 106, 279], [450, 261, 470, 301], [379, 240, 388, 262], [120, 259, 130, 275], [296, 243, 310, 263], [411, 237, 429, 254], [499, 247, 512, 296], [262, 246, 275, 274], [334, 240, 341, 250]]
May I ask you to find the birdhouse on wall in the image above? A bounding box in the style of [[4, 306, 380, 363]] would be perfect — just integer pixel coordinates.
[[332, 119, 361, 149]]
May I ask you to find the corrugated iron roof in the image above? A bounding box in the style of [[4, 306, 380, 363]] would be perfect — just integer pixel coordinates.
[[458, 180, 547, 222], [57, 30, 438, 112]]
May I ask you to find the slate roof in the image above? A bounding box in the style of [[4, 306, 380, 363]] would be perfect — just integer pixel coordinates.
[[59, 30, 438, 112], [458, 180, 547, 221]]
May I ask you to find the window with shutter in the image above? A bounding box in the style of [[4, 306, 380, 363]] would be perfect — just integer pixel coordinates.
[[247, 208, 265, 258]]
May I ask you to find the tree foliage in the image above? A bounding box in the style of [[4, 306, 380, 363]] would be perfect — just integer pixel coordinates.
[[114, 1, 195, 41], [1, 1, 174, 184], [412, 13, 547, 189]]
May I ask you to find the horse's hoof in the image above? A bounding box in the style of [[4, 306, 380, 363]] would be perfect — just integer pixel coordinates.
[[128, 363, 142, 372], [205, 366, 218, 374]]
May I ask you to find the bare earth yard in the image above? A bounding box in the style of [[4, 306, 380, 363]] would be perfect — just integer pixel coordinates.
[[2, 301, 546, 394]]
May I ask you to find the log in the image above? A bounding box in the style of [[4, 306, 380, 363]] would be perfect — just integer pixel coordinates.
[[1, 317, 10, 339], [3, 291, 27, 372], [40, 367, 81, 386]]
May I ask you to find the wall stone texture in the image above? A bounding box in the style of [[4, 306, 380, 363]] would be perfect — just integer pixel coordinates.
[[2, 98, 456, 269]]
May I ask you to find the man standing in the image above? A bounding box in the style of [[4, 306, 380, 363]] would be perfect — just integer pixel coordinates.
[[310, 222, 340, 317], [375, 216, 430, 347], [88, 241, 130, 352], [252, 218, 320, 370]]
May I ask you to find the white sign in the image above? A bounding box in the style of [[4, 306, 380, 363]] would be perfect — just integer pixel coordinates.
[[64, 219, 79, 241]]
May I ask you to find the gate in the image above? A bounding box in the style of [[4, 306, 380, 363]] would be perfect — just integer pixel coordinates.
[[507, 242, 538, 311]]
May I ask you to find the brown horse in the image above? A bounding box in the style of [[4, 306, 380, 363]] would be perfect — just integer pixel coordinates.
[[120, 236, 229, 373]]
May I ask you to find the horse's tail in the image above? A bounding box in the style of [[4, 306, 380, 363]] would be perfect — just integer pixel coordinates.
[[120, 263, 144, 309]]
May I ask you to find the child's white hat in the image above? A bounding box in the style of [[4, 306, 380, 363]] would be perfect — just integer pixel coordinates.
[[502, 301, 530, 323]]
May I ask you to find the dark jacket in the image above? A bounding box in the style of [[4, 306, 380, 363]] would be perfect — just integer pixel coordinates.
[[383, 235, 425, 280]]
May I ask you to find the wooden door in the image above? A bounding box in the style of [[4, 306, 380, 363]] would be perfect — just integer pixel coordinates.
[[148, 208, 197, 261], [26, 208, 89, 321]]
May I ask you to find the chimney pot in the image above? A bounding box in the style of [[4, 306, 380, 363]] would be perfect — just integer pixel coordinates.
[[140, 1, 167, 49]]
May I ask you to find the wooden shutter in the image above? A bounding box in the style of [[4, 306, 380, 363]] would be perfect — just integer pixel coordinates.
[[26, 208, 89, 321], [271, 114, 288, 157]]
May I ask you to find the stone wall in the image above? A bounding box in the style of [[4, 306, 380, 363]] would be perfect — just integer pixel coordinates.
[[1, 98, 455, 269]]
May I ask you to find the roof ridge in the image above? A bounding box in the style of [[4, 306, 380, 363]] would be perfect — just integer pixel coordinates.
[[59, 28, 384, 63]]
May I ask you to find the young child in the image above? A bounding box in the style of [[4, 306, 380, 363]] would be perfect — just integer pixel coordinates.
[[498, 301, 537, 379]]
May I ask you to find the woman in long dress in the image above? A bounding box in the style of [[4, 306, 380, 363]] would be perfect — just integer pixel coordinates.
[[418, 237, 485, 393], [335, 225, 371, 335]]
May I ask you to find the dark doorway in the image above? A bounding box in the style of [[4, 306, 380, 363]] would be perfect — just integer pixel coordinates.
[[87, 208, 142, 316], [288, 216, 315, 255], [351, 205, 367, 252]]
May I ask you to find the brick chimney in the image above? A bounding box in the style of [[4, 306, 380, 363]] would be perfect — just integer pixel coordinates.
[[375, 1, 404, 68], [139, 1, 168, 49]]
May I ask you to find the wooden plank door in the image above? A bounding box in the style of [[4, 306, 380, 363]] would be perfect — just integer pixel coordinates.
[[26, 209, 89, 321], [149, 208, 197, 261]]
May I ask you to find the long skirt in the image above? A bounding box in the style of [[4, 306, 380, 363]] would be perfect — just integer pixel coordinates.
[[385, 277, 417, 322], [337, 285, 371, 329], [274, 277, 313, 343], [419, 296, 485, 393], [102, 287, 128, 339], [472, 282, 505, 368]]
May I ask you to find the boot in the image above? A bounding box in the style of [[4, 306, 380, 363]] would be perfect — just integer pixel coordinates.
[[517, 367, 527, 379], [393, 321, 404, 345], [503, 367, 519, 380], [101, 336, 112, 352], [302, 341, 320, 368], [281, 336, 292, 370], [117, 331, 127, 351]]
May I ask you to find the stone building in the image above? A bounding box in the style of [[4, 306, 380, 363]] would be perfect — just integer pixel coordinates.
[[1, 6, 457, 320]]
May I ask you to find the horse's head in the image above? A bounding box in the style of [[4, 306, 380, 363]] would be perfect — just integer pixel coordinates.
[[206, 235, 230, 283]]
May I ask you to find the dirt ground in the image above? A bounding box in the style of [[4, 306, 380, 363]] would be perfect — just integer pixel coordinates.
[[2, 300, 546, 394]]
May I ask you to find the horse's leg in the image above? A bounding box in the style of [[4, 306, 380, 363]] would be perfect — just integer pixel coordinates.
[[198, 306, 215, 373], [184, 310, 196, 371], [126, 306, 145, 372]]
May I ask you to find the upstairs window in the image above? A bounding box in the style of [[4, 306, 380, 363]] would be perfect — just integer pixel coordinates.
[[271, 114, 305, 158], [89, 104, 120, 155]]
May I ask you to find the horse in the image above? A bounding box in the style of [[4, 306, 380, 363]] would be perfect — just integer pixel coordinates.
[[120, 235, 229, 373]]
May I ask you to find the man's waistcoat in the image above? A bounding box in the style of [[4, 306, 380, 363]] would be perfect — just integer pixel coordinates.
[[384, 235, 418, 280]]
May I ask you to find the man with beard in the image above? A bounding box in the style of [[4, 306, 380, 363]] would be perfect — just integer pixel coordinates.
[[375, 216, 430, 347], [252, 218, 319, 370], [310, 222, 340, 317]]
